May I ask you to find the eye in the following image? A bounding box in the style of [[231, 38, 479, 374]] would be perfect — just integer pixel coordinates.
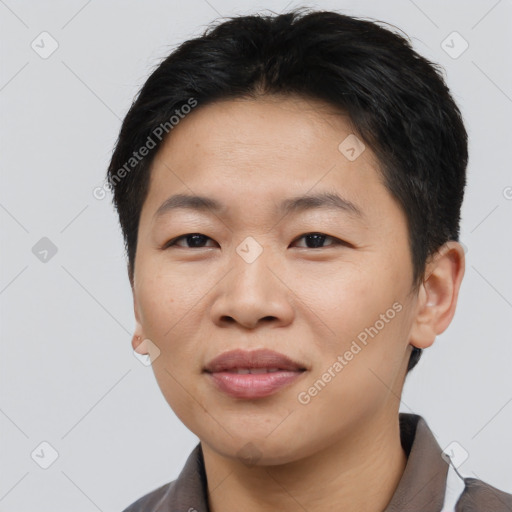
[[163, 232, 347, 250], [291, 232, 345, 249], [164, 233, 217, 249]]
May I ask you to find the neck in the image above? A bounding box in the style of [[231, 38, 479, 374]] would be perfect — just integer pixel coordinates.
[[202, 411, 408, 512]]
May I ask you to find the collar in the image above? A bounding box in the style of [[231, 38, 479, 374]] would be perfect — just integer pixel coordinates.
[[156, 413, 450, 512], [383, 413, 449, 511]]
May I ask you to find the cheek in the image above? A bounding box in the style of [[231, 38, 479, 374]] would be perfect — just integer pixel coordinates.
[[136, 262, 199, 339], [306, 263, 411, 389], [137, 281, 174, 337], [309, 264, 397, 340], [135, 261, 211, 378], [135, 269, 205, 423]]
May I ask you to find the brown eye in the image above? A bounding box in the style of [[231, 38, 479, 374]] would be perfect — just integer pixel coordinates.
[[292, 233, 343, 249], [164, 233, 216, 249], [163, 232, 347, 250]]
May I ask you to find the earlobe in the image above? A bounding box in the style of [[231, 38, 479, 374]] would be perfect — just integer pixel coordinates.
[[409, 283, 437, 349], [132, 334, 148, 354], [409, 241, 466, 350], [132, 292, 148, 354]]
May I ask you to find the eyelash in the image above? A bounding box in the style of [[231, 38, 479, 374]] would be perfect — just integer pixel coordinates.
[[163, 232, 348, 250]]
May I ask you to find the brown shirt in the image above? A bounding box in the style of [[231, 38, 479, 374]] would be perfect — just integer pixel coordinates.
[[122, 413, 512, 511]]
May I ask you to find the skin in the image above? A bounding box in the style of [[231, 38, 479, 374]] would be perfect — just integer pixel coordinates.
[[131, 95, 465, 512]]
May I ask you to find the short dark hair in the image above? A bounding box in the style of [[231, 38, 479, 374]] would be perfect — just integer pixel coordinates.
[[106, 8, 468, 373]]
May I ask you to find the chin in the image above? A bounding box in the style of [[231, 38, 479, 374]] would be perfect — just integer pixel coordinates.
[[201, 432, 312, 467]]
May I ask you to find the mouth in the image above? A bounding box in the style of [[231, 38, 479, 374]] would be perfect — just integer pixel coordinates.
[[203, 349, 307, 399], [222, 367, 291, 374]]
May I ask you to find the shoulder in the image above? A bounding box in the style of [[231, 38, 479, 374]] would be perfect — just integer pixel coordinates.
[[120, 443, 208, 511], [121, 480, 176, 512], [456, 477, 512, 511]]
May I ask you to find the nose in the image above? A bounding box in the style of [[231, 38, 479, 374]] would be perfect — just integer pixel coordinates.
[[210, 248, 295, 330]]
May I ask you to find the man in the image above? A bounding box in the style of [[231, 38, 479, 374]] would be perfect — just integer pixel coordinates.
[[106, 8, 512, 511]]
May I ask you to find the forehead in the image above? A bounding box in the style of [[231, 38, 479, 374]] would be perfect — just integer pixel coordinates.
[[167, 94, 357, 156], [141, 95, 397, 228]]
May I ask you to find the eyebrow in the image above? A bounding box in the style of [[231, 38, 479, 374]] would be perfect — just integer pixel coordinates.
[[153, 191, 365, 221]]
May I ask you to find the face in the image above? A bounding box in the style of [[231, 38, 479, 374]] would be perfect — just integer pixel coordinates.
[[132, 95, 420, 464]]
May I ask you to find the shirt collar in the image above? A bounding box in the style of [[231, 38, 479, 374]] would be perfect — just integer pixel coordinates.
[[383, 413, 449, 511], [165, 413, 449, 512]]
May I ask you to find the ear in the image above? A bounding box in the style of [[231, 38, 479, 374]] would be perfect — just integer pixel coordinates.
[[409, 241, 466, 349], [131, 291, 148, 354]]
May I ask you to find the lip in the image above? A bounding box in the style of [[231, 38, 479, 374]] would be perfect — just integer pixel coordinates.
[[204, 348, 306, 373], [204, 349, 307, 399]]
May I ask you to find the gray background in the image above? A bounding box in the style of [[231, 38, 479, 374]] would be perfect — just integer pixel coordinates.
[[1, 0, 511, 510]]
